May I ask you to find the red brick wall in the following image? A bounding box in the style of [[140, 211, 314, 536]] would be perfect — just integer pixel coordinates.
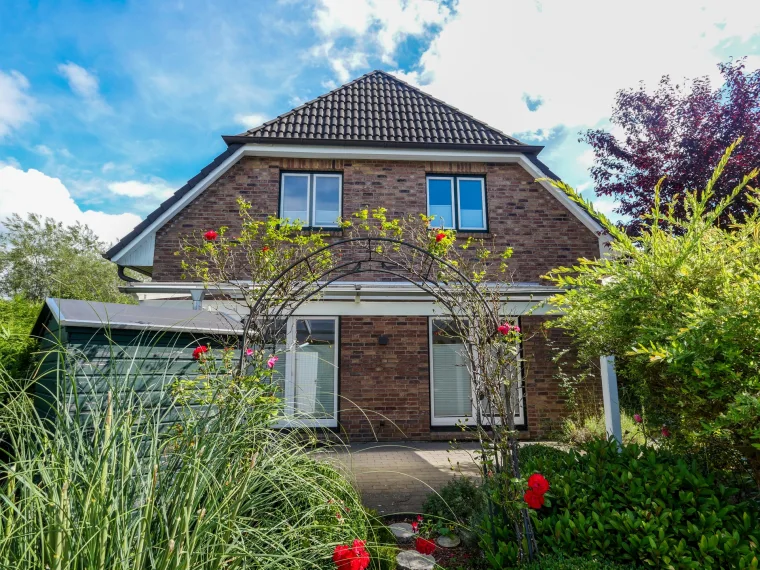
[[336, 314, 594, 442], [339, 316, 431, 441], [153, 157, 599, 282]]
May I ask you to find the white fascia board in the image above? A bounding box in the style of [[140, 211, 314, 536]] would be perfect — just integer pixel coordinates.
[[112, 143, 605, 265]]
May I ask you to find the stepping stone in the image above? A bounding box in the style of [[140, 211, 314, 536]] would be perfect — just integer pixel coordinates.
[[396, 550, 436, 570], [436, 534, 461, 548], [389, 522, 415, 544]]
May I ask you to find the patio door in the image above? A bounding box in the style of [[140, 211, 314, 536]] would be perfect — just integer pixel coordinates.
[[269, 317, 339, 428]]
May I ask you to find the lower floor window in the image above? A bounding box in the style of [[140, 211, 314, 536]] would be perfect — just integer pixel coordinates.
[[268, 317, 338, 427], [429, 318, 525, 427]]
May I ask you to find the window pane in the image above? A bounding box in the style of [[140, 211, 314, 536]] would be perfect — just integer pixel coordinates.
[[282, 175, 309, 224], [431, 319, 472, 418], [294, 319, 336, 419], [313, 176, 341, 226], [427, 178, 454, 228], [458, 179, 485, 229]]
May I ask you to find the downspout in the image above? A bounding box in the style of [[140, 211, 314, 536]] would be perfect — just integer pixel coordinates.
[[117, 266, 139, 283]]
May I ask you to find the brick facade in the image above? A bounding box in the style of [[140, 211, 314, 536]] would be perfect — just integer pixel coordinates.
[[150, 156, 601, 441], [336, 315, 594, 442], [152, 157, 598, 283]]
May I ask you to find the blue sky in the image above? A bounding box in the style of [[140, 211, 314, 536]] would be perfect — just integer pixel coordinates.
[[0, 0, 758, 243]]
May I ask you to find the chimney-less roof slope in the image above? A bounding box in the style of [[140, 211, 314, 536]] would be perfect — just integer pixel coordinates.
[[223, 70, 526, 150]]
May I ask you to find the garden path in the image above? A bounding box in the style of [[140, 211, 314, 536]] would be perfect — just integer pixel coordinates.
[[317, 441, 482, 515]]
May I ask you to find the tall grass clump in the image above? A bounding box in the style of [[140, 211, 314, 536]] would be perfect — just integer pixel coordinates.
[[0, 348, 389, 569]]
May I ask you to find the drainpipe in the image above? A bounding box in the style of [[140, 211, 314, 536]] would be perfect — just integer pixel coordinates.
[[190, 289, 205, 311], [117, 266, 139, 283]]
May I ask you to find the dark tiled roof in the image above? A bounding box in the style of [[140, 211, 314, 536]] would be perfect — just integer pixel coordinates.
[[223, 70, 527, 150]]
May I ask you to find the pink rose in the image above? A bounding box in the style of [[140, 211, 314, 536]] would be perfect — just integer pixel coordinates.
[[634, 414, 642, 423], [267, 355, 279, 369]]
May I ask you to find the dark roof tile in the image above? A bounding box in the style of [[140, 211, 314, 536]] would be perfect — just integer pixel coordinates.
[[224, 70, 523, 149]]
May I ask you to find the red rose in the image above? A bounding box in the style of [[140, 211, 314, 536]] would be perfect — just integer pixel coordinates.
[[435, 232, 446, 242], [528, 473, 550, 495], [661, 426, 671, 438], [415, 537, 436, 555], [498, 323, 510, 335], [203, 230, 218, 241], [524, 489, 545, 510], [333, 540, 370, 570], [262, 246, 270, 252], [192, 345, 209, 360]]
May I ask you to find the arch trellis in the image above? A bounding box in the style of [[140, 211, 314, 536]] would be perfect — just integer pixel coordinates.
[[236, 236, 537, 561]]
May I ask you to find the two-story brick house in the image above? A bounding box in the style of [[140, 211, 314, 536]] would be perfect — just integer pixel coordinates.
[[104, 70, 604, 441]]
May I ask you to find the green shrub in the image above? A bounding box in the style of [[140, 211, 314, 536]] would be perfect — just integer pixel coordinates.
[[561, 413, 644, 446], [522, 439, 760, 569], [0, 296, 41, 378], [520, 553, 636, 569], [422, 476, 485, 524], [518, 444, 568, 466]]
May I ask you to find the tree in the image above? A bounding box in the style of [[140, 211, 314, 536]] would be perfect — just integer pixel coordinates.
[[544, 141, 760, 483], [0, 213, 136, 304], [582, 59, 760, 232]]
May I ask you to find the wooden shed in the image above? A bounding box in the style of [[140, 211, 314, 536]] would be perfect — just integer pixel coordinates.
[[31, 298, 242, 423]]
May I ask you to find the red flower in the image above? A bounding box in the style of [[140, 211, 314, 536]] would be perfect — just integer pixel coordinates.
[[661, 426, 671, 438], [262, 246, 270, 252], [203, 230, 218, 241], [513, 325, 521, 333], [524, 489, 545, 510], [411, 521, 418, 532], [435, 232, 446, 242], [192, 345, 209, 360], [415, 537, 436, 555], [498, 323, 510, 335], [527, 473, 550, 495], [333, 540, 370, 570], [417, 515, 423, 522], [634, 414, 642, 423]]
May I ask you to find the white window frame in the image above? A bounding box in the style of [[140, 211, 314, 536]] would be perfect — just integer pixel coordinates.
[[272, 316, 339, 428], [280, 172, 342, 228], [428, 317, 524, 427], [426, 176, 456, 229], [455, 177, 487, 231]]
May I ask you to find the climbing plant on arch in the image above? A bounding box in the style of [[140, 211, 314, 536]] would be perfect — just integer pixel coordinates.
[[179, 199, 540, 562]]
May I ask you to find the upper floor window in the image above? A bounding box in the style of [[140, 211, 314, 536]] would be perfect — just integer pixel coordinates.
[[427, 175, 487, 231], [280, 172, 342, 228]]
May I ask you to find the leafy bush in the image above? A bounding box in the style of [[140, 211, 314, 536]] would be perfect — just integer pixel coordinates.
[[522, 439, 760, 569], [0, 296, 41, 378], [520, 553, 636, 569], [0, 360, 389, 569], [422, 476, 485, 524], [561, 413, 644, 446], [544, 142, 760, 481]]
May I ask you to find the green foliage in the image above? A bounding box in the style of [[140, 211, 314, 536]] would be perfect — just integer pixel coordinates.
[[0, 296, 41, 378], [0, 213, 137, 303], [0, 354, 390, 569], [543, 140, 760, 481], [519, 553, 636, 569], [561, 413, 645, 446], [422, 476, 485, 524], [521, 439, 760, 569]]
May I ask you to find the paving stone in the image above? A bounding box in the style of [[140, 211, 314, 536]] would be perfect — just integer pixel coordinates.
[[396, 550, 436, 570], [389, 523, 415, 544], [436, 534, 461, 548]]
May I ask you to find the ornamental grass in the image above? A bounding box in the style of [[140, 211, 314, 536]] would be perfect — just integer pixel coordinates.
[[0, 348, 391, 569]]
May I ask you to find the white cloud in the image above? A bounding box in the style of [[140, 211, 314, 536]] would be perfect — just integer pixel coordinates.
[[108, 179, 174, 199], [591, 196, 622, 218], [57, 62, 110, 113], [408, 0, 760, 137], [0, 70, 35, 138], [0, 165, 141, 245], [234, 113, 268, 129], [313, 0, 450, 71], [577, 150, 596, 169]]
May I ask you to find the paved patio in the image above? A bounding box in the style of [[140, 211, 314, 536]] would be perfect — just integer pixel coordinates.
[[318, 441, 483, 515]]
